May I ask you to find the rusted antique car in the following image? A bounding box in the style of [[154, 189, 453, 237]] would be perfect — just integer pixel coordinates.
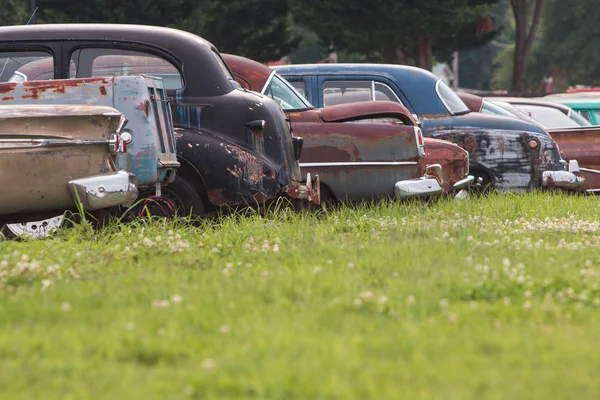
[[0, 74, 179, 237], [0, 24, 319, 218], [274, 64, 585, 192], [0, 103, 138, 237], [462, 93, 600, 192], [223, 54, 474, 201]]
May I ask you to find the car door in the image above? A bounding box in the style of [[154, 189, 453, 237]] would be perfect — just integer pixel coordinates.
[[295, 111, 422, 201]]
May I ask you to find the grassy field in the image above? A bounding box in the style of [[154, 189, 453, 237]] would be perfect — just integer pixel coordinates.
[[1, 192, 600, 399]]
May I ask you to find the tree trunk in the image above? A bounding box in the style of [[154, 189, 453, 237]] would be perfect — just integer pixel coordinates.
[[381, 46, 407, 64], [414, 34, 433, 71], [510, 0, 544, 93]]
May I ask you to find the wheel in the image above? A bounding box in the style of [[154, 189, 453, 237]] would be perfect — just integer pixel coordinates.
[[2, 215, 64, 239], [161, 176, 205, 218], [319, 184, 336, 212], [471, 170, 493, 192]]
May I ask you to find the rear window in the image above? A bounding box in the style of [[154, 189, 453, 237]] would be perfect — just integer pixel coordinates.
[[70, 48, 183, 90], [1, 51, 53, 82], [435, 80, 470, 114]]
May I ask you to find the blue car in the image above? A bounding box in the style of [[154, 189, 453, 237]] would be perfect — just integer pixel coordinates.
[[275, 64, 585, 192]]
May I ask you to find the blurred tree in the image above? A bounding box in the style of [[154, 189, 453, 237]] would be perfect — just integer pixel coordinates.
[[508, 0, 544, 93], [288, 0, 500, 70], [537, 0, 600, 86], [0, 0, 28, 26], [36, 0, 298, 62]]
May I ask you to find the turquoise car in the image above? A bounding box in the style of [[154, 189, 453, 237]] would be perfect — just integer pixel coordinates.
[[543, 97, 600, 125]]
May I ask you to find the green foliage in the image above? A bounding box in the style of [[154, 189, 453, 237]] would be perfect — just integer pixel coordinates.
[[37, 0, 298, 62], [1, 193, 600, 398], [538, 0, 600, 86], [288, 0, 500, 67], [0, 0, 28, 26]]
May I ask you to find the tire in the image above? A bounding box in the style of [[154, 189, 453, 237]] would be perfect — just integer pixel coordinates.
[[2, 215, 64, 240], [161, 176, 205, 218], [319, 184, 336, 213], [471, 170, 493, 193]]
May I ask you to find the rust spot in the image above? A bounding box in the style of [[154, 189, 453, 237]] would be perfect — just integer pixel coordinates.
[[99, 86, 107, 96], [2, 96, 14, 101], [253, 191, 268, 204], [135, 100, 150, 116], [207, 189, 229, 206], [0, 83, 17, 94]]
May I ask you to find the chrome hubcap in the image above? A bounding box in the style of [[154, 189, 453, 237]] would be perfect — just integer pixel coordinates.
[[6, 216, 64, 238]]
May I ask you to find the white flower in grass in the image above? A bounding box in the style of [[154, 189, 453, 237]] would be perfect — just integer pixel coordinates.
[[171, 294, 184, 304], [61, 302, 72, 312], [407, 295, 416, 306], [41, 279, 51, 291], [347, 263, 355, 269], [202, 358, 215, 370], [523, 301, 532, 311], [219, 325, 230, 334], [439, 298, 449, 309], [313, 266, 321, 274], [152, 299, 170, 309]]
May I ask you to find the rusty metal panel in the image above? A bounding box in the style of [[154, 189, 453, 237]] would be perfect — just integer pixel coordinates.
[[421, 138, 469, 194], [0, 76, 176, 190], [294, 119, 420, 200], [548, 126, 600, 190], [0, 104, 121, 214]]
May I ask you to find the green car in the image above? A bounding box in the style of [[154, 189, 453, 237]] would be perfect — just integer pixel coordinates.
[[543, 97, 600, 125]]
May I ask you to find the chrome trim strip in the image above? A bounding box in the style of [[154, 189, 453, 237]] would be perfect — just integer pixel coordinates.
[[371, 80, 376, 101], [300, 161, 418, 167], [0, 138, 111, 150], [580, 167, 600, 174]]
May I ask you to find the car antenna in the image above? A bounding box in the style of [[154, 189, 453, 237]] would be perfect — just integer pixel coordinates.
[[26, 7, 39, 25]]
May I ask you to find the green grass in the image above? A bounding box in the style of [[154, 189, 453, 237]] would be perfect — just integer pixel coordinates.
[[1, 192, 600, 399]]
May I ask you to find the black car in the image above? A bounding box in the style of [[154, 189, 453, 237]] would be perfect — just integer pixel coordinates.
[[0, 24, 319, 216]]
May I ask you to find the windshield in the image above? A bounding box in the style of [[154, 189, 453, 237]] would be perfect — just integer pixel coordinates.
[[435, 80, 470, 114], [482, 100, 520, 118], [264, 73, 313, 111]]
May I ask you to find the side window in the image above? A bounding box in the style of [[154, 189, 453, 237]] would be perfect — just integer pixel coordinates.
[[70, 48, 183, 90], [374, 82, 402, 104], [323, 80, 372, 106], [0, 51, 53, 82], [579, 110, 592, 122], [323, 80, 403, 106], [289, 81, 307, 99]]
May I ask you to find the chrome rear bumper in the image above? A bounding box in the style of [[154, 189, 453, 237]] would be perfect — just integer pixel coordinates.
[[68, 170, 138, 211], [395, 164, 444, 199], [542, 160, 585, 191]]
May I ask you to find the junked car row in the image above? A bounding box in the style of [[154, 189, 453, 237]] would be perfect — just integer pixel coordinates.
[[0, 23, 591, 239]]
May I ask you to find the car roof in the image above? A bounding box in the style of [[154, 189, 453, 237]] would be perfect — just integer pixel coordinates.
[[0, 24, 233, 97], [273, 63, 448, 115], [0, 23, 214, 50], [543, 97, 600, 108]]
